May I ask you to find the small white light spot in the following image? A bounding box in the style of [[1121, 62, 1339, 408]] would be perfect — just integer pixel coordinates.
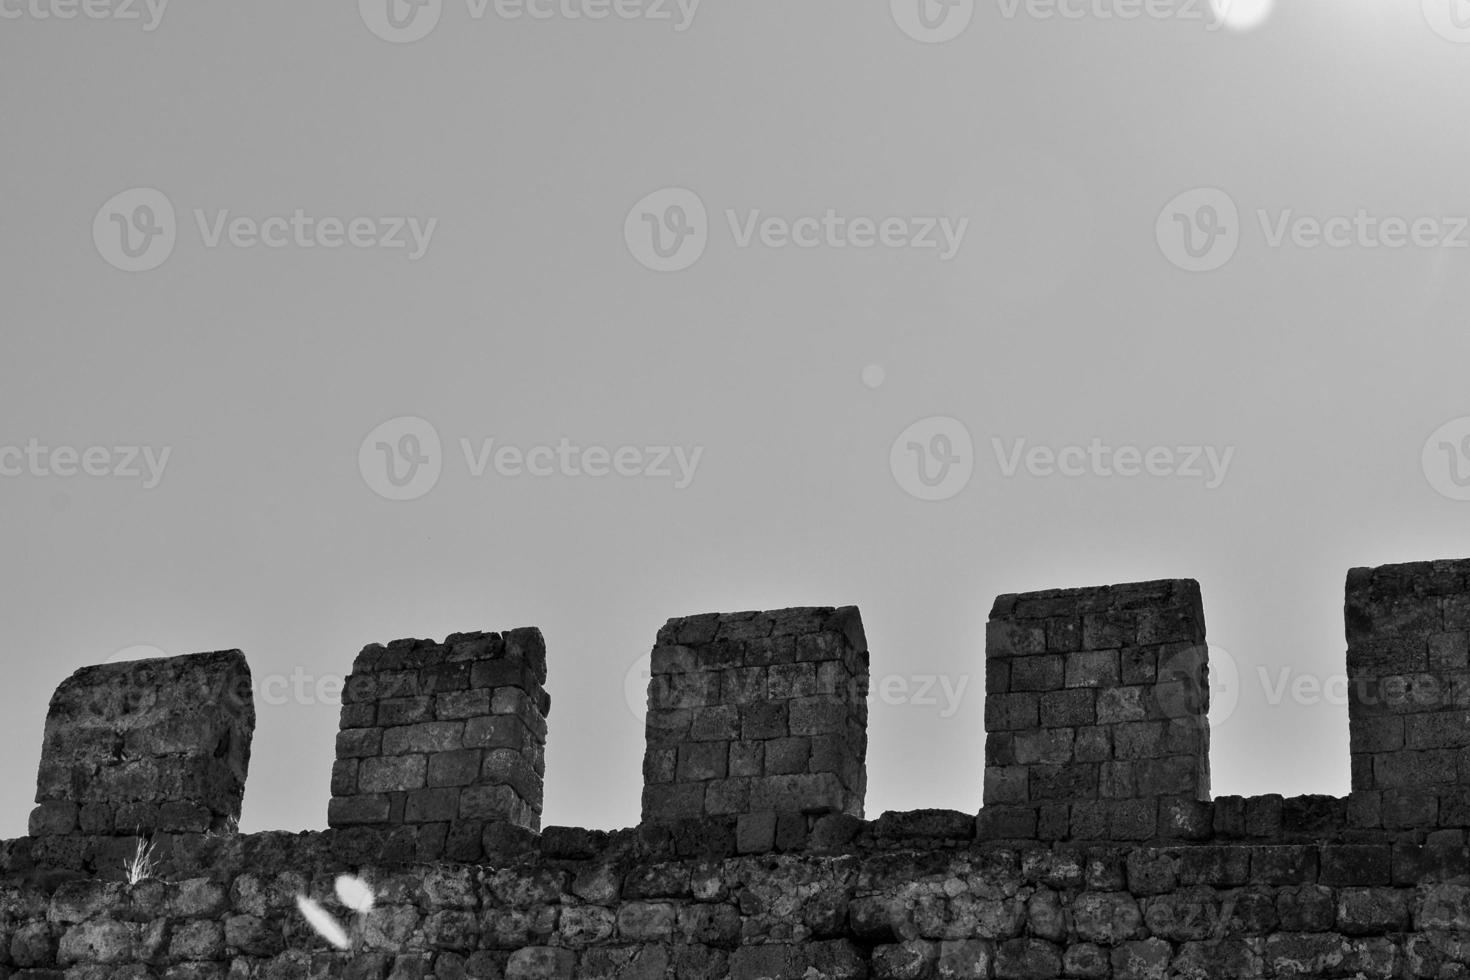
[[862, 365, 887, 389]]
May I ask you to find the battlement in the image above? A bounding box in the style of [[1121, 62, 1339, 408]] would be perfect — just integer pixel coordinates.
[[983, 578, 1211, 841], [22, 557, 1470, 866], [16, 558, 1470, 977]]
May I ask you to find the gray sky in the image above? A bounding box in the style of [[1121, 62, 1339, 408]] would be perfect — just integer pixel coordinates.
[[4, 0, 1470, 835]]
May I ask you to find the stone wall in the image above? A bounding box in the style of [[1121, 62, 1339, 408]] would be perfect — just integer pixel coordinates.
[[982, 579, 1211, 843], [1346, 559, 1470, 833], [9, 558, 1470, 978], [30, 650, 254, 842], [4, 813, 1470, 979], [641, 606, 869, 853], [328, 629, 550, 855]]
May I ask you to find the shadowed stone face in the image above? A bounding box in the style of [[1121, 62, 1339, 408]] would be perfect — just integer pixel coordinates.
[[982, 579, 1211, 842], [327, 628, 551, 857], [641, 605, 870, 841], [33, 650, 254, 837], [16, 563, 1470, 976]]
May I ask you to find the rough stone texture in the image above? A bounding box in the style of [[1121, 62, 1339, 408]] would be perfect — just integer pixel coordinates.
[[19, 560, 1470, 975], [328, 629, 551, 849], [1346, 559, 1470, 834], [3, 823, 1470, 978], [31, 649, 254, 839], [984, 579, 1209, 842], [642, 606, 869, 840]]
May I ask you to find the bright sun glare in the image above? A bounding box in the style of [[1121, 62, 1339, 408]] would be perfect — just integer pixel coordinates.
[[1211, 0, 1274, 31]]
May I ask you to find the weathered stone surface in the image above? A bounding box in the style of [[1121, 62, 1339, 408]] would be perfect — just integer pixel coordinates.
[[984, 579, 1209, 827], [14, 562, 1470, 976], [35, 650, 254, 837], [642, 607, 869, 826], [329, 630, 548, 841]]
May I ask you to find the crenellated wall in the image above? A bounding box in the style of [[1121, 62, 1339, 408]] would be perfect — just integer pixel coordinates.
[[982, 579, 1210, 843], [327, 628, 550, 861], [642, 606, 869, 854], [9, 558, 1470, 978]]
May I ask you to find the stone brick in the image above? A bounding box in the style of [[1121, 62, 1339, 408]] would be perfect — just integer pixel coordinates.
[[1319, 845, 1391, 887], [676, 742, 727, 782], [736, 811, 776, 853], [1010, 656, 1065, 692], [747, 773, 846, 814], [1065, 651, 1120, 689], [986, 693, 1039, 732], [1012, 729, 1074, 766], [382, 721, 465, 755], [358, 754, 427, 793], [765, 737, 811, 775], [1039, 688, 1094, 727], [463, 716, 532, 751], [405, 787, 459, 823], [377, 696, 434, 727], [689, 705, 740, 742], [740, 701, 789, 739], [995, 938, 1061, 980], [729, 740, 764, 777], [427, 749, 483, 788]]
